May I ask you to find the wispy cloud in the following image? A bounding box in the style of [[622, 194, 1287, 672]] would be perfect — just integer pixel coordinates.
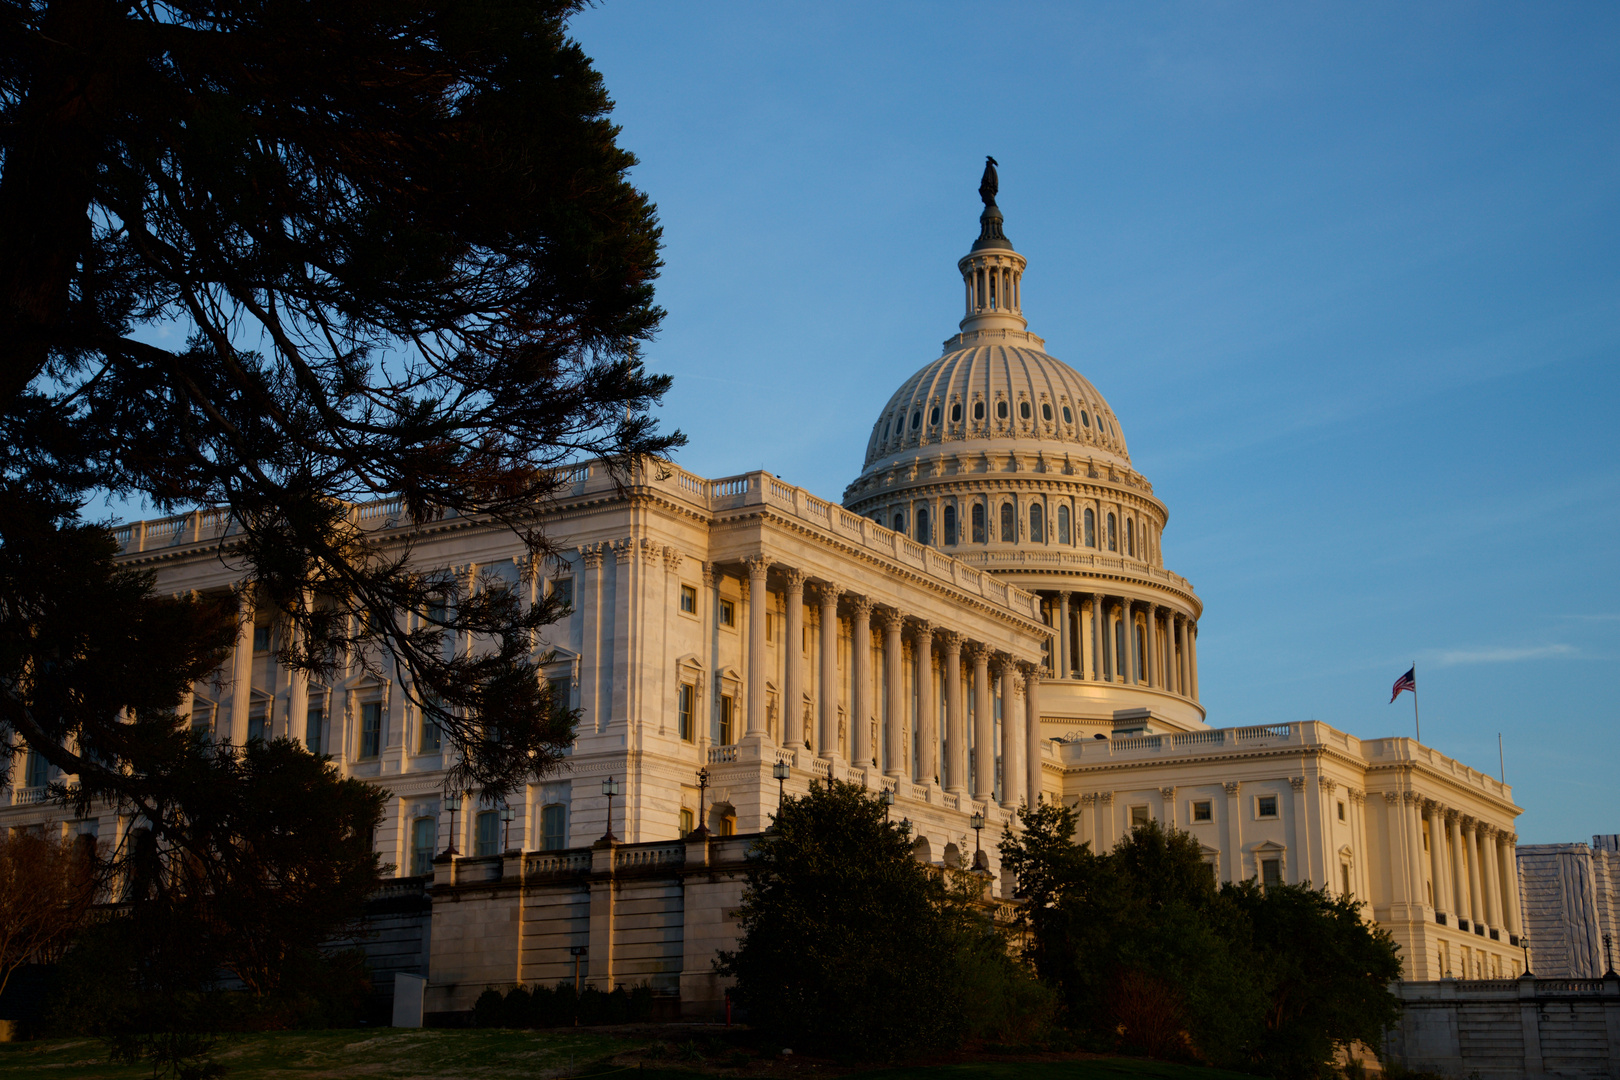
[[1433, 644, 1577, 667]]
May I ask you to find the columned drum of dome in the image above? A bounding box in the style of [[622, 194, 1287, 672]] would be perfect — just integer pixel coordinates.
[[843, 169, 1205, 735]]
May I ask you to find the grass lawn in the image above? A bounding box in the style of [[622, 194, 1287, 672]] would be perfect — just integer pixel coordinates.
[[848, 1062, 1259, 1080], [0, 1027, 640, 1080]]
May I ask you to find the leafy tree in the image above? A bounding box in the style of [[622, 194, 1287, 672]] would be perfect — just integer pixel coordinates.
[[0, 0, 682, 815], [718, 780, 1047, 1061], [0, 827, 100, 997]]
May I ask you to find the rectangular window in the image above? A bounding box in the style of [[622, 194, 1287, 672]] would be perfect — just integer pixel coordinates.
[[541, 804, 568, 851], [360, 702, 383, 759], [475, 809, 501, 857], [1337, 800, 1346, 822], [547, 676, 571, 716], [1422, 820, 1431, 852], [1256, 794, 1278, 819], [410, 816, 436, 876], [1341, 863, 1352, 897], [679, 808, 695, 837], [719, 598, 736, 627], [248, 701, 269, 743], [550, 577, 573, 611], [1191, 800, 1212, 823], [765, 612, 774, 643], [305, 707, 325, 755], [720, 694, 736, 745], [1130, 805, 1149, 829], [190, 701, 213, 737], [678, 683, 695, 742], [1261, 858, 1283, 888], [24, 749, 49, 789], [419, 702, 442, 753], [252, 624, 272, 652], [680, 584, 697, 614]]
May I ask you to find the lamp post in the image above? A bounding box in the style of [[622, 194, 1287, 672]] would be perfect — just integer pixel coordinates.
[[444, 790, 466, 856], [695, 766, 711, 835], [601, 776, 621, 842], [1520, 934, 1532, 977], [881, 788, 895, 820], [970, 810, 985, 855], [500, 801, 515, 852], [1606, 933, 1615, 976], [772, 759, 790, 809], [569, 946, 588, 1024]]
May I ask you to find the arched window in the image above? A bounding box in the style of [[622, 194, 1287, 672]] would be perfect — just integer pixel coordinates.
[[1126, 518, 1135, 557], [1084, 507, 1096, 547], [1029, 504, 1044, 543], [1107, 512, 1117, 551], [1000, 502, 1016, 543], [971, 503, 986, 543], [973, 400, 985, 421], [916, 507, 931, 546], [910, 410, 922, 430], [929, 405, 940, 426], [893, 511, 906, 535], [880, 420, 889, 440], [996, 400, 1009, 420], [1057, 505, 1071, 544], [1062, 405, 1073, 424], [1041, 402, 1052, 422], [1082, 410, 1091, 427], [943, 505, 957, 546], [950, 402, 962, 423], [1019, 400, 1032, 421]]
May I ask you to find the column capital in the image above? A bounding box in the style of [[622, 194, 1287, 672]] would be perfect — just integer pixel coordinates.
[[991, 652, 1017, 678], [810, 581, 844, 606], [1383, 792, 1401, 804], [1058, 589, 1073, 601], [1289, 776, 1307, 792], [1018, 660, 1042, 686], [612, 538, 634, 564], [963, 641, 991, 664], [937, 628, 963, 652], [847, 594, 875, 619], [700, 560, 716, 587], [1403, 789, 1423, 805], [743, 554, 772, 578], [1097, 790, 1114, 805], [1444, 807, 1461, 823], [1319, 778, 1338, 794], [1079, 792, 1097, 806], [1347, 787, 1365, 804], [1160, 786, 1177, 801], [579, 543, 605, 570], [874, 606, 905, 633], [781, 567, 808, 591], [662, 546, 684, 573], [1460, 814, 1478, 831], [1224, 781, 1242, 796], [911, 617, 934, 640]]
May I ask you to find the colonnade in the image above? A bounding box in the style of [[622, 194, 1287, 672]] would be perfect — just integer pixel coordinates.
[[1043, 589, 1198, 700], [1411, 796, 1523, 941], [740, 557, 1044, 810]]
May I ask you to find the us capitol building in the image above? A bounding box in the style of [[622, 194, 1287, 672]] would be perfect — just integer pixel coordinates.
[[2, 171, 1527, 1018]]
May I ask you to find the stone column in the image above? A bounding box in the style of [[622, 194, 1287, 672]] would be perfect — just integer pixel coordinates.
[[1427, 801, 1451, 917], [941, 631, 965, 794], [1448, 812, 1471, 928], [969, 644, 994, 802], [782, 570, 807, 749], [1189, 620, 1199, 700], [1145, 604, 1160, 689], [914, 621, 936, 784], [228, 589, 255, 745], [1289, 777, 1310, 885], [1224, 781, 1243, 882], [1023, 662, 1043, 805], [1480, 826, 1502, 931], [995, 656, 1018, 808], [578, 546, 605, 735], [1464, 818, 1485, 929], [1091, 592, 1105, 681], [1499, 832, 1523, 935], [1115, 597, 1131, 683], [1057, 592, 1072, 679], [849, 596, 875, 767], [1404, 792, 1427, 908], [1170, 614, 1184, 694], [609, 541, 635, 728], [814, 584, 844, 760], [744, 556, 772, 741], [879, 609, 905, 778], [286, 592, 311, 745]]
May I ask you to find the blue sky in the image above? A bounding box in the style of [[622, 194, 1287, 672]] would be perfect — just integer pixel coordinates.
[[566, 1, 1620, 843]]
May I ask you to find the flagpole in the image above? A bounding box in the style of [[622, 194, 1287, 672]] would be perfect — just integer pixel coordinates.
[[1411, 661, 1420, 743]]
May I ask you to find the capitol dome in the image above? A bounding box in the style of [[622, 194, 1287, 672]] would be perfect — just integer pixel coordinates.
[[842, 160, 1206, 733]]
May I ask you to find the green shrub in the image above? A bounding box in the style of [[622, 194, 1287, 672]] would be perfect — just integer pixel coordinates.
[[473, 988, 505, 1028]]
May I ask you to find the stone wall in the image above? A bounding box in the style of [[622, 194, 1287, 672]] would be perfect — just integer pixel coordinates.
[[332, 877, 432, 1017], [1386, 975, 1620, 1079]]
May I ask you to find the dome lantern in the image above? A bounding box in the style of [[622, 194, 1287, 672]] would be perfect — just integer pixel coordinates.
[[958, 157, 1028, 336]]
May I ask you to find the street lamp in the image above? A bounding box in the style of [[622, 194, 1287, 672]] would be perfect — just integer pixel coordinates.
[[601, 776, 621, 842], [1520, 934, 1532, 977], [444, 789, 468, 856], [695, 766, 711, 836], [1606, 933, 1615, 976], [569, 946, 589, 1024], [970, 810, 985, 854], [500, 801, 515, 852], [772, 759, 790, 808], [881, 788, 895, 820]]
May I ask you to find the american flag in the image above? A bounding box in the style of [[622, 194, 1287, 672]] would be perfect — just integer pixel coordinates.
[[1390, 666, 1416, 703]]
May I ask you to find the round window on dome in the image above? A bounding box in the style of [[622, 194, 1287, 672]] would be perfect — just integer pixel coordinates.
[[929, 406, 940, 426], [1019, 401, 1031, 421], [1062, 405, 1072, 424], [950, 402, 962, 423], [996, 400, 1009, 420], [973, 401, 985, 421], [911, 410, 921, 430], [1041, 403, 1052, 422]]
